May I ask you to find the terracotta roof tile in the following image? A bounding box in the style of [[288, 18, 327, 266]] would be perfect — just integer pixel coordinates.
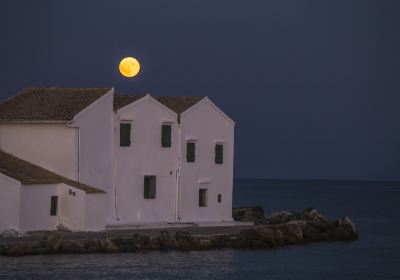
[[153, 96, 205, 115], [113, 95, 204, 115], [0, 87, 111, 122], [113, 94, 146, 111], [0, 150, 105, 194]]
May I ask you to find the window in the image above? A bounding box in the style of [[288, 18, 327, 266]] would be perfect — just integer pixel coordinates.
[[186, 142, 195, 162], [50, 196, 58, 216], [215, 144, 223, 164], [161, 124, 172, 147], [120, 123, 131, 147], [144, 176, 156, 199], [218, 194, 222, 203], [199, 189, 207, 207]]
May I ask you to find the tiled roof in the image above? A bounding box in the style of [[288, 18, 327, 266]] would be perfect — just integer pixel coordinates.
[[153, 96, 205, 115], [114, 94, 205, 114], [0, 87, 111, 122], [113, 94, 146, 111], [0, 150, 105, 194]]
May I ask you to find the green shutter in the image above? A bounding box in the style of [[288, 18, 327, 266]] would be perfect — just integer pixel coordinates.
[[186, 142, 195, 162], [215, 144, 223, 164], [161, 124, 171, 147], [120, 123, 131, 147]]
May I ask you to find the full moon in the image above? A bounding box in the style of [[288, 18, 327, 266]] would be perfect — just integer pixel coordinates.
[[119, 57, 140, 78]]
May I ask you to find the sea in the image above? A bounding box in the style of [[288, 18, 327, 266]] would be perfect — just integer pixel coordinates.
[[1, 179, 400, 280]]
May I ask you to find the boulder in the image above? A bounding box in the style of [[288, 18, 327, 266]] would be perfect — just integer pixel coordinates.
[[3, 242, 41, 257], [132, 234, 151, 250], [277, 224, 303, 244], [112, 237, 134, 252], [174, 231, 197, 251], [99, 238, 120, 253], [41, 232, 63, 253], [197, 238, 212, 250], [159, 231, 179, 249], [61, 239, 100, 254], [266, 211, 297, 224], [232, 206, 265, 224], [331, 217, 359, 240]]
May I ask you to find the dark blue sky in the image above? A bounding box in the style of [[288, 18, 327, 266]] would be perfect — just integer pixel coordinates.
[[1, 0, 399, 180]]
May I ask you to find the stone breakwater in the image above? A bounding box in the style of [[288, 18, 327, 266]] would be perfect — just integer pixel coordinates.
[[0, 208, 358, 257]]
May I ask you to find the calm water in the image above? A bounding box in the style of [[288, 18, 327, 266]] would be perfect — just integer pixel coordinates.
[[1, 180, 400, 280]]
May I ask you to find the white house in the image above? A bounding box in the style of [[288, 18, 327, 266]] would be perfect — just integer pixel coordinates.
[[0, 87, 235, 233]]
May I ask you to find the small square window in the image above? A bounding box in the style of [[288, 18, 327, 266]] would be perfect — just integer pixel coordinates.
[[120, 123, 131, 147], [144, 176, 156, 199], [199, 189, 208, 207], [50, 196, 58, 216]]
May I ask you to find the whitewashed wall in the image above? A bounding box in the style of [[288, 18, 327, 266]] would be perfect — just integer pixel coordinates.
[[85, 193, 107, 231], [72, 89, 114, 223], [115, 96, 179, 223], [0, 124, 78, 180], [59, 184, 86, 230], [19, 184, 61, 231], [179, 98, 234, 222], [0, 174, 21, 232], [19, 184, 87, 232]]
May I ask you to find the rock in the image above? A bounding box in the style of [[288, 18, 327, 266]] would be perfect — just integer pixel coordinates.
[[61, 239, 100, 254], [99, 238, 120, 253], [267, 211, 297, 224], [233, 206, 265, 224], [41, 233, 63, 253], [174, 231, 196, 251], [331, 217, 358, 240], [3, 242, 42, 257], [159, 231, 179, 249], [277, 224, 303, 244], [148, 237, 161, 250], [197, 238, 212, 250], [273, 229, 285, 245], [210, 234, 230, 248], [303, 209, 333, 231], [302, 223, 323, 241], [132, 234, 151, 250], [1, 229, 18, 238], [113, 237, 134, 252]]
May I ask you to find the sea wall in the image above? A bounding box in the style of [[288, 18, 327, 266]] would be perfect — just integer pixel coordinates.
[[0, 208, 358, 257]]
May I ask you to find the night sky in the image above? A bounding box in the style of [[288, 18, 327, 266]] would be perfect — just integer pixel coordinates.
[[1, 1, 399, 180]]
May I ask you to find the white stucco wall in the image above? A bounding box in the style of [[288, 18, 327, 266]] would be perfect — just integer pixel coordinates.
[[0, 124, 78, 180], [0, 174, 21, 232], [58, 184, 86, 230], [179, 99, 234, 222], [19, 184, 87, 232], [115, 96, 179, 223], [85, 193, 107, 231], [19, 184, 61, 231], [72, 90, 114, 222]]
